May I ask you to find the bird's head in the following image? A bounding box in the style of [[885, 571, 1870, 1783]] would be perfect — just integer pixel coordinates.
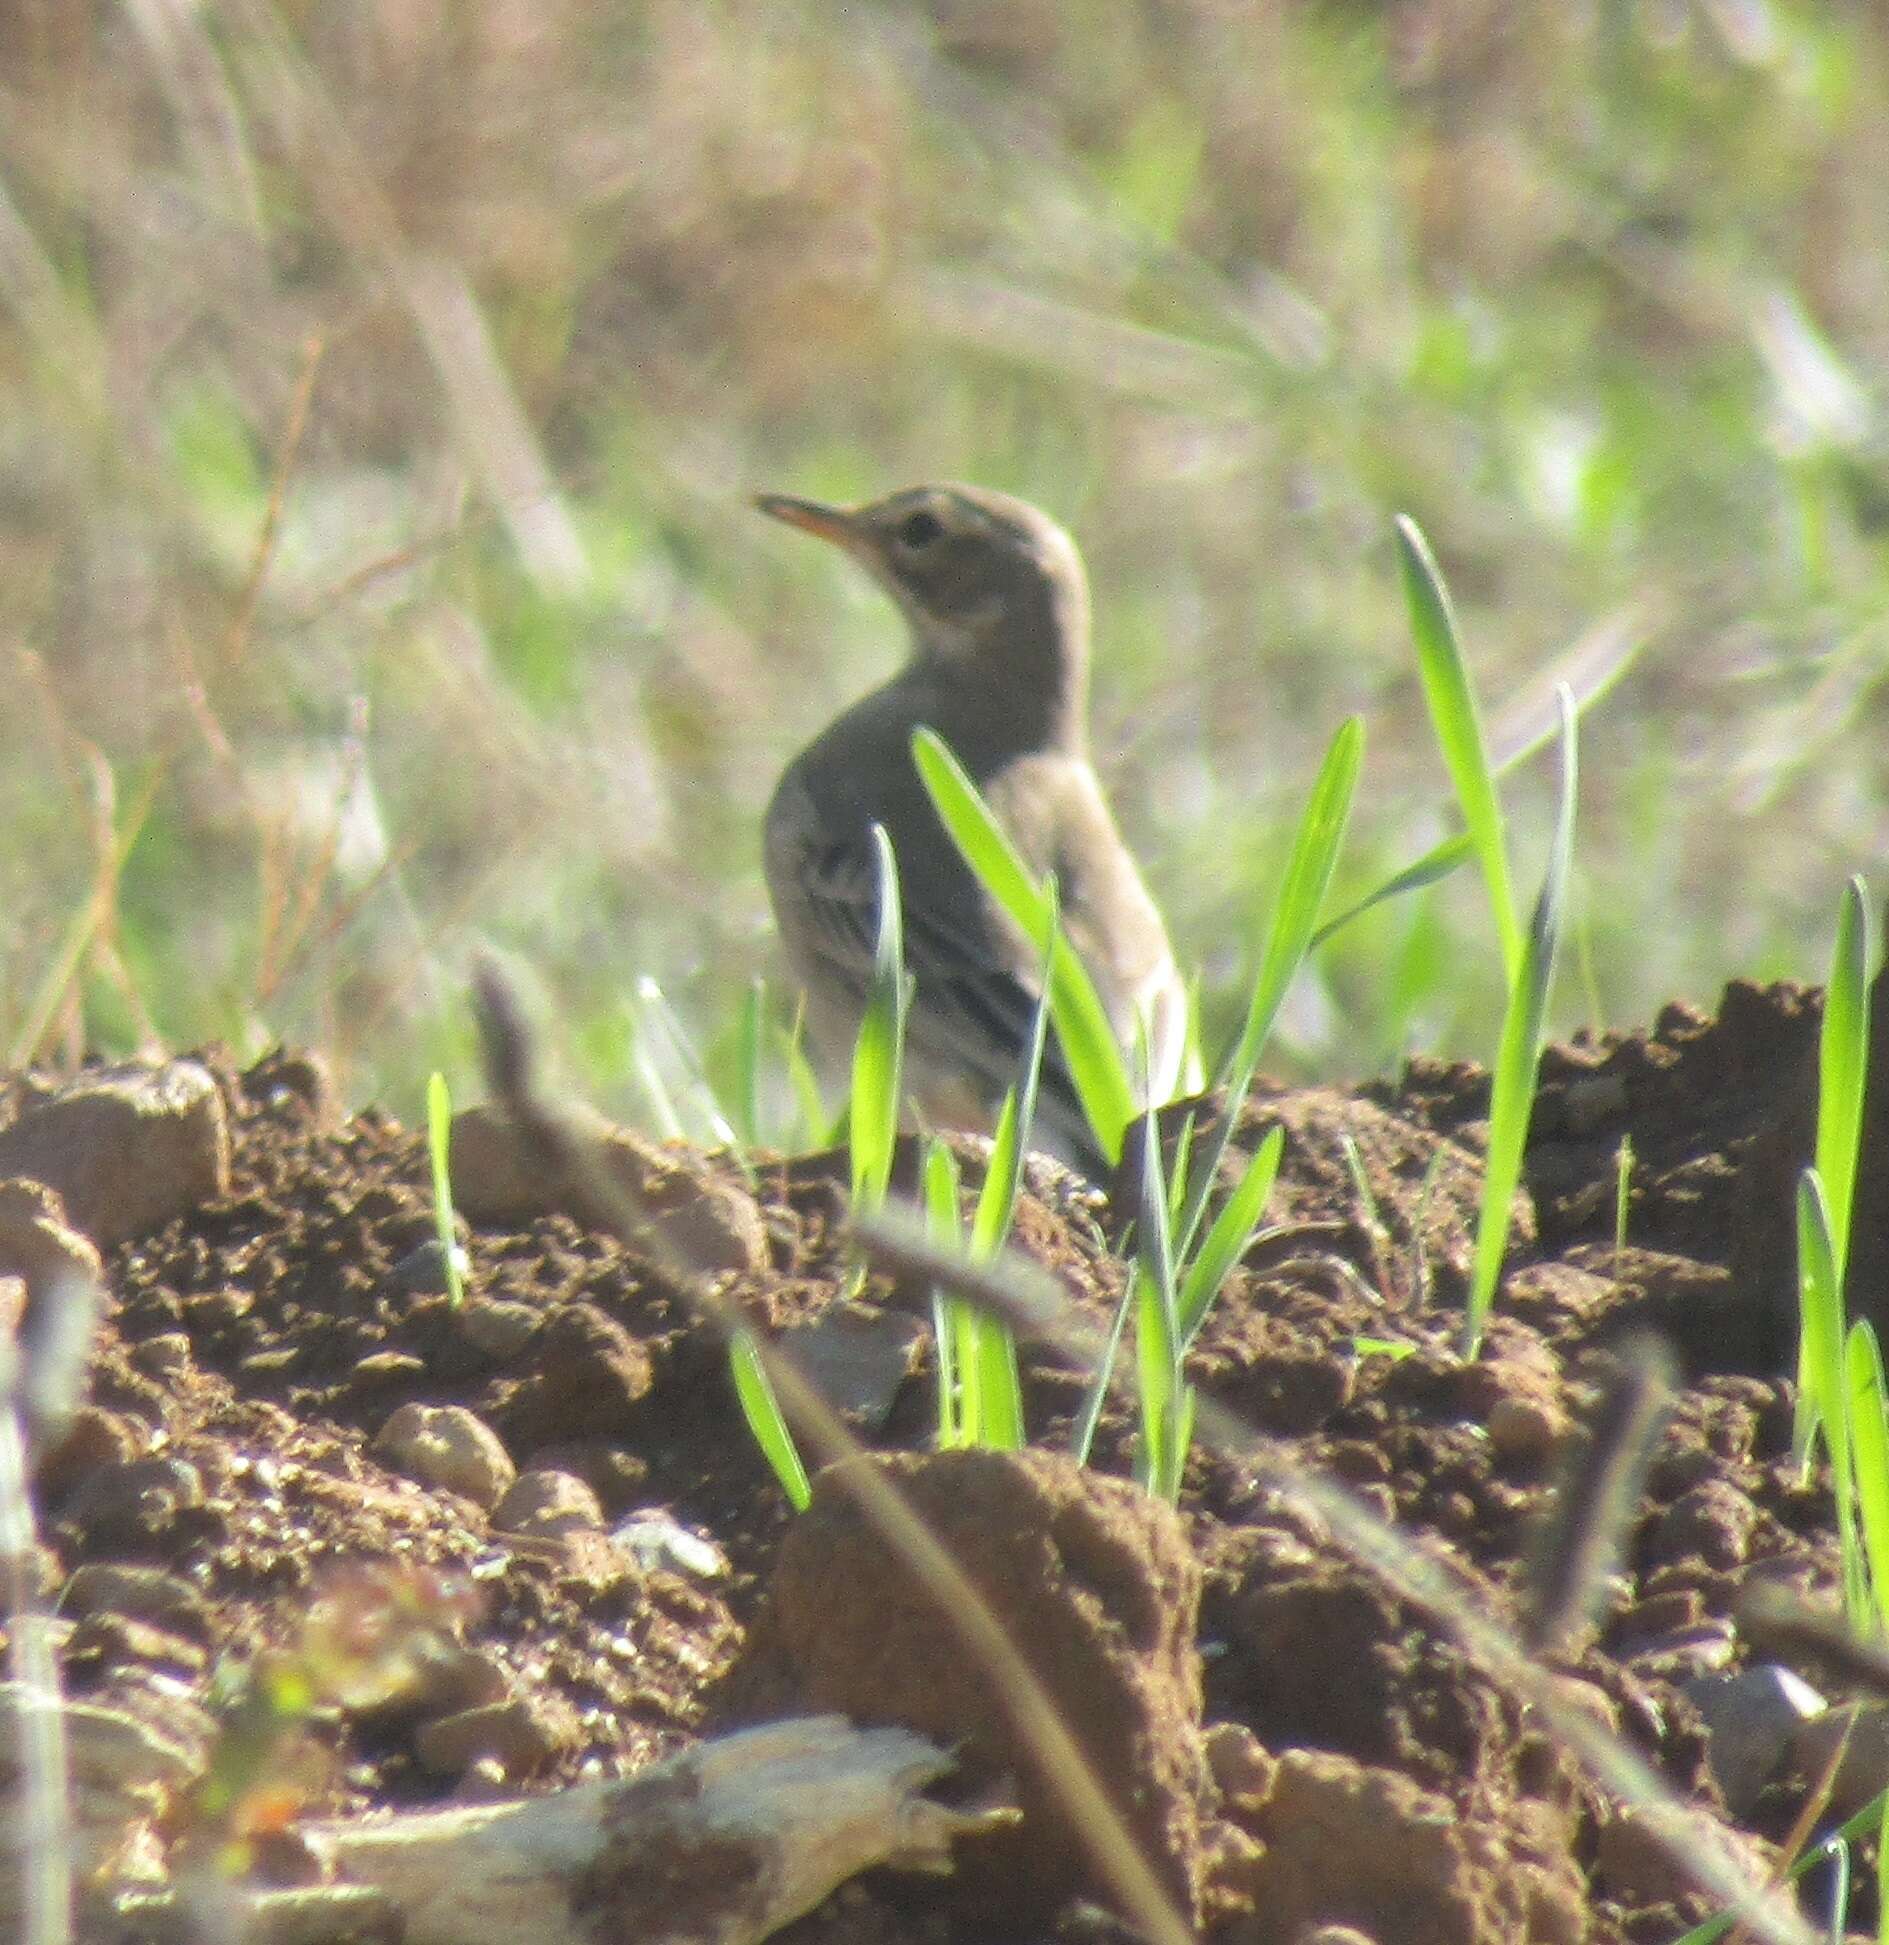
[[755, 484, 1091, 705]]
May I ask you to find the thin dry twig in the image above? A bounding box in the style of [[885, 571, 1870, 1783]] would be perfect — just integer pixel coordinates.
[[1519, 1333, 1676, 1653], [224, 332, 324, 670], [8, 760, 166, 1070]]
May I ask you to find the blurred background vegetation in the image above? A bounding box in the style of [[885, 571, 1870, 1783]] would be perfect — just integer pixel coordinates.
[[2, 0, 1885, 1135]]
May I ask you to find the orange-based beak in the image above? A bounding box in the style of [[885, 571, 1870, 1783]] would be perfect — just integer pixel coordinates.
[[753, 493, 875, 562]]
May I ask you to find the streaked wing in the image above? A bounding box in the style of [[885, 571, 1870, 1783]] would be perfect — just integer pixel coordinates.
[[791, 829, 1098, 1155], [792, 836, 883, 991]]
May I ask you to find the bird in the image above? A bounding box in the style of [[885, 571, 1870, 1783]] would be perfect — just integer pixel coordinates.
[[755, 482, 1188, 1176]]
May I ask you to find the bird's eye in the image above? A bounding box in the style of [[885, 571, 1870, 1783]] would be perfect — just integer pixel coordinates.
[[896, 510, 943, 549]]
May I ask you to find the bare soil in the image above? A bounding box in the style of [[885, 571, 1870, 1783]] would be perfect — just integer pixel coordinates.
[[13, 974, 1889, 1944]]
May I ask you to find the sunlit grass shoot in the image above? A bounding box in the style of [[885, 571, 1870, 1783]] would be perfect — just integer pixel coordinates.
[[1396, 517, 1579, 1358], [728, 1332, 811, 1513], [424, 1071, 468, 1309], [848, 823, 908, 1228], [1459, 684, 1578, 1358], [1795, 875, 1876, 1478]]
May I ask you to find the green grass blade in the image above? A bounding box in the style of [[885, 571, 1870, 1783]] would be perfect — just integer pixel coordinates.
[[966, 1093, 1027, 1450], [970, 1289, 1025, 1450], [1795, 1171, 1858, 1619], [1309, 613, 1636, 956], [1133, 1263, 1173, 1497], [1180, 969, 1206, 1095], [922, 1140, 963, 1230], [1818, 875, 1875, 1284], [1013, 931, 1055, 1158], [1166, 1111, 1198, 1228], [1795, 1169, 1843, 1476], [1138, 1118, 1179, 1339], [973, 1087, 1026, 1263], [635, 975, 739, 1150], [628, 1001, 686, 1141], [1797, 878, 1876, 1476], [1133, 1117, 1185, 1500], [1179, 1124, 1283, 1346], [729, 1331, 811, 1512], [958, 940, 1054, 1451], [912, 726, 1138, 1159], [1846, 1320, 1889, 1635], [778, 999, 834, 1151], [1226, 716, 1364, 1084], [849, 824, 907, 1216], [911, 726, 1044, 924], [971, 968, 1051, 1260], [1315, 602, 1637, 959], [425, 1071, 468, 1309], [1460, 684, 1577, 1356], [923, 1138, 965, 1448], [1395, 514, 1521, 984], [1071, 1275, 1136, 1469], [953, 933, 1058, 1454], [914, 1135, 1007, 1450], [1310, 832, 1475, 952], [1181, 717, 1361, 1261], [951, 1301, 986, 1445]]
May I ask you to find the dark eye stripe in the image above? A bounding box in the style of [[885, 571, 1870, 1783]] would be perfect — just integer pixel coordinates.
[[897, 510, 943, 548]]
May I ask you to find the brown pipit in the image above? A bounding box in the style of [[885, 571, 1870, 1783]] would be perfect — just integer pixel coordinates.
[[756, 483, 1186, 1174]]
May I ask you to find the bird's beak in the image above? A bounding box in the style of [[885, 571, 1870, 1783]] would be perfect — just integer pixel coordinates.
[[753, 494, 875, 563]]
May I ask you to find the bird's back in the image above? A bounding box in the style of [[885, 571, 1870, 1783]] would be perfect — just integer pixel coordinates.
[[765, 666, 1187, 1128], [763, 667, 1019, 1001]]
